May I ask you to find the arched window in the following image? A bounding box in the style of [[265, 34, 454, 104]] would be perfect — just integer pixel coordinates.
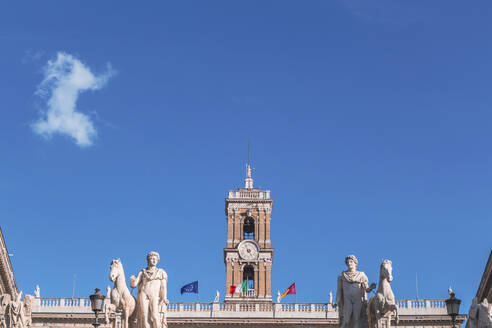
[[243, 217, 255, 240], [243, 265, 255, 293]]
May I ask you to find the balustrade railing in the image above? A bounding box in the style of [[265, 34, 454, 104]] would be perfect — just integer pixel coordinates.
[[34, 298, 92, 313], [228, 190, 270, 199], [32, 298, 448, 317]]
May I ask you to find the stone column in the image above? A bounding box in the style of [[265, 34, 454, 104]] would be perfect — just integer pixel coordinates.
[[266, 214, 271, 248], [239, 216, 244, 242], [266, 261, 272, 297], [254, 266, 259, 298], [255, 213, 260, 243], [226, 262, 233, 296], [234, 215, 241, 247], [258, 212, 265, 247], [227, 214, 233, 248]]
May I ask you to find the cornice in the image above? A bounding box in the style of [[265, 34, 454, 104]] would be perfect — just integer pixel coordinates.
[[0, 226, 18, 296], [226, 199, 273, 203], [31, 314, 467, 326], [394, 314, 467, 323], [476, 250, 492, 301]]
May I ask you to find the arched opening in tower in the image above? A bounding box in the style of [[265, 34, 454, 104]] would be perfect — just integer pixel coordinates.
[[243, 265, 255, 294], [243, 217, 255, 240]]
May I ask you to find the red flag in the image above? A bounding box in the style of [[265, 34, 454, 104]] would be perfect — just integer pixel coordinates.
[[229, 285, 236, 294], [281, 282, 296, 298]]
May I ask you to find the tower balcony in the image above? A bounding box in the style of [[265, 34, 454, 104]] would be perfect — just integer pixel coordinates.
[[228, 189, 271, 200]]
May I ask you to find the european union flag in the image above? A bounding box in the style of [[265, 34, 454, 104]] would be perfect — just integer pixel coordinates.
[[180, 281, 199, 294]]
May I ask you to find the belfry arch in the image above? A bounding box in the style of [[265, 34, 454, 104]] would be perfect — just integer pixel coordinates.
[[243, 217, 255, 240], [243, 265, 255, 294]]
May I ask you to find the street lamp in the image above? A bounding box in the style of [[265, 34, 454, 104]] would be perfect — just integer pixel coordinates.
[[445, 291, 461, 328], [89, 288, 105, 328]]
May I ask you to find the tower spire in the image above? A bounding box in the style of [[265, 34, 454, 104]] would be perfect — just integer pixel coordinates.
[[245, 140, 253, 189]]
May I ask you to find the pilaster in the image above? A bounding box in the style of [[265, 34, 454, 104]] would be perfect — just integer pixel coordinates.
[[259, 262, 265, 297], [266, 261, 272, 297], [254, 266, 259, 297], [227, 214, 233, 248]]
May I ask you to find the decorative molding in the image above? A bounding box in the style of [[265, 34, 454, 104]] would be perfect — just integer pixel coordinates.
[[227, 203, 272, 212], [476, 251, 492, 302], [0, 227, 17, 297], [239, 263, 258, 271], [225, 253, 239, 262], [258, 253, 272, 261]]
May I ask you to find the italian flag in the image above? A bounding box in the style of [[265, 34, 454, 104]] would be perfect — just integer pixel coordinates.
[[229, 280, 248, 294], [281, 282, 296, 298]]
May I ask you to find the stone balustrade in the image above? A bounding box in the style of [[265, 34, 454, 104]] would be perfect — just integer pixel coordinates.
[[228, 190, 270, 199], [395, 299, 447, 315], [34, 298, 92, 313], [31, 298, 449, 318]]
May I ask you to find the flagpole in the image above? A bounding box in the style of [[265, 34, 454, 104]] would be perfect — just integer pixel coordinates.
[[296, 282, 298, 304]]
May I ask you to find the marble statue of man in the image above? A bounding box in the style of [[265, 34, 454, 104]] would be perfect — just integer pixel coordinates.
[[277, 291, 281, 303], [477, 299, 492, 328], [22, 295, 34, 328], [9, 292, 23, 328], [130, 251, 169, 328], [336, 255, 376, 328], [469, 298, 479, 328]]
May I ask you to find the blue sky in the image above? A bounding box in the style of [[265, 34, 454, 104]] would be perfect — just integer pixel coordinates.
[[1, 1, 491, 310]]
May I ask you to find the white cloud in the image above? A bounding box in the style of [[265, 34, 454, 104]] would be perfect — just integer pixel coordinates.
[[32, 52, 114, 147]]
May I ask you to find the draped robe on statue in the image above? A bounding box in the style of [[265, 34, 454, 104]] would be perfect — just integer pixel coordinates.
[[337, 271, 370, 328]]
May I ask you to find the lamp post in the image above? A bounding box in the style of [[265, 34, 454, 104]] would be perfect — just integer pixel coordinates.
[[445, 291, 461, 328], [89, 288, 105, 328]]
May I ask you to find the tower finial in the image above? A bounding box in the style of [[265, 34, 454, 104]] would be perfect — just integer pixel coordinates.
[[245, 140, 253, 189]]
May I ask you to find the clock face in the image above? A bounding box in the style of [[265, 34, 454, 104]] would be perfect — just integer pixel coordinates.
[[238, 240, 259, 261]]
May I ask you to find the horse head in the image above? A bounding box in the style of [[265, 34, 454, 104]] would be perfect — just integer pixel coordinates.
[[380, 259, 393, 282], [109, 259, 123, 282]]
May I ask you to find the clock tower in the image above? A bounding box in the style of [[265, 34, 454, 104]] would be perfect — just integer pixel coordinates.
[[224, 164, 273, 303]]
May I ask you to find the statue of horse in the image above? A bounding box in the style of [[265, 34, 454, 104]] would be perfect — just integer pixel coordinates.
[[109, 259, 136, 328], [368, 259, 399, 328]]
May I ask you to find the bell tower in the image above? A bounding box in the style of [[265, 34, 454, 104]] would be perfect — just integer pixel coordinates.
[[224, 163, 273, 303]]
